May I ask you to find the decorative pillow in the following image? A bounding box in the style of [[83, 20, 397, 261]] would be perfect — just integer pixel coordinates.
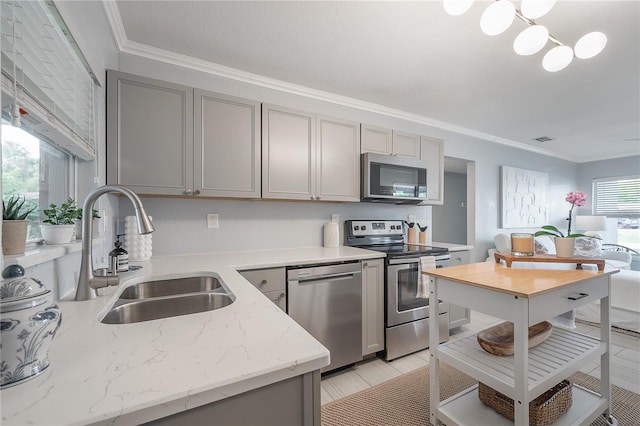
[[575, 236, 602, 257], [535, 235, 556, 255], [494, 234, 511, 254], [535, 239, 549, 254]]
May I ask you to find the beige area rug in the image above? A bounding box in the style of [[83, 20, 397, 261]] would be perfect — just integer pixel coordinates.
[[322, 363, 640, 426]]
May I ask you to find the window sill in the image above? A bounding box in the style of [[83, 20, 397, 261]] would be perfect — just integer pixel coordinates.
[[3, 238, 103, 269]]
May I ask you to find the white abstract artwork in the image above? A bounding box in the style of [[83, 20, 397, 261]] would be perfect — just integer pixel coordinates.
[[501, 166, 548, 228]]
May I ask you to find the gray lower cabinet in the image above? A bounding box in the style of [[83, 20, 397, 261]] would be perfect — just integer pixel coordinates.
[[144, 370, 321, 426], [239, 267, 286, 311], [107, 70, 260, 198], [362, 258, 384, 356], [447, 250, 471, 329]]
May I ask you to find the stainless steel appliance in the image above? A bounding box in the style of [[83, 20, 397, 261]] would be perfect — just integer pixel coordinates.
[[361, 153, 428, 204], [345, 219, 450, 361], [287, 262, 363, 373]]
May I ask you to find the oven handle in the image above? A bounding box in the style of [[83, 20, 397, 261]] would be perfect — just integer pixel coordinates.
[[387, 255, 450, 265]]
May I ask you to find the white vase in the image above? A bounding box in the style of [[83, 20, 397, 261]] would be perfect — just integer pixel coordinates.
[[554, 237, 575, 257], [40, 224, 75, 245]]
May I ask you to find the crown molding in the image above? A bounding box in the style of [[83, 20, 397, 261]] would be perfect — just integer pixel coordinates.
[[102, 1, 584, 163]]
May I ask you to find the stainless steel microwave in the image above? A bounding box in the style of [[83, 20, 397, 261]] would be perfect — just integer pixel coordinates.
[[361, 153, 428, 203]]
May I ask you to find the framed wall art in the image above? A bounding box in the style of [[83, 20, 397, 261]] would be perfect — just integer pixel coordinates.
[[500, 166, 548, 228]]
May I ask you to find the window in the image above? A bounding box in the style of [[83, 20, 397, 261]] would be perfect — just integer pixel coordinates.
[[593, 175, 640, 251], [2, 120, 73, 242]]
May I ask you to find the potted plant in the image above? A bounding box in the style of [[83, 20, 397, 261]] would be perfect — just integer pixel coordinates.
[[2, 195, 36, 255], [41, 198, 79, 245], [534, 191, 591, 257], [73, 207, 101, 240]]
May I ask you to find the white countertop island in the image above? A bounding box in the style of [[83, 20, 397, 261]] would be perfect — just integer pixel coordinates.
[[1, 246, 383, 425]]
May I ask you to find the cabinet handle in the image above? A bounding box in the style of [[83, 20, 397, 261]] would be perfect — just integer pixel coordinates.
[[259, 279, 267, 287], [185, 189, 192, 195], [363, 262, 369, 267], [316, 195, 321, 200], [193, 189, 201, 195], [568, 292, 589, 300]]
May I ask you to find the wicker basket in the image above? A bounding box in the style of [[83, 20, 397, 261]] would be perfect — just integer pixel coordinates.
[[478, 380, 572, 426]]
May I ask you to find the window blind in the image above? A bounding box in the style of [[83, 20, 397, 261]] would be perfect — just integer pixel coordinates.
[[593, 175, 640, 218], [0, 0, 95, 160]]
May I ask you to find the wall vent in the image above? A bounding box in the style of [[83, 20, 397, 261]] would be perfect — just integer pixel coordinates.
[[533, 136, 554, 142]]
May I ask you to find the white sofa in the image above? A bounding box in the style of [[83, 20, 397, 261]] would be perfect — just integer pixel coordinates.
[[487, 234, 640, 332]]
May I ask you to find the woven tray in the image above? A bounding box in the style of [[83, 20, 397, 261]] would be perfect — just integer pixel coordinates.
[[478, 380, 572, 426]]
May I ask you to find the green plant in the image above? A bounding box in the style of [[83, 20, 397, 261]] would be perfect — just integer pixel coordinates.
[[535, 191, 592, 239], [42, 198, 80, 225], [75, 208, 101, 220], [2, 194, 36, 220]]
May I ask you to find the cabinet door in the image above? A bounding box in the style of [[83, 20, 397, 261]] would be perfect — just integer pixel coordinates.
[[262, 105, 315, 200], [447, 251, 471, 329], [106, 70, 193, 196], [362, 259, 384, 356], [360, 124, 392, 154], [316, 116, 360, 202], [194, 91, 261, 198], [420, 136, 444, 205], [392, 130, 421, 158]]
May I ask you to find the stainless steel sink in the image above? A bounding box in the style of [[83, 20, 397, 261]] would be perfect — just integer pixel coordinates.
[[101, 275, 235, 324], [101, 292, 234, 324], [119, 276, 225, 299]]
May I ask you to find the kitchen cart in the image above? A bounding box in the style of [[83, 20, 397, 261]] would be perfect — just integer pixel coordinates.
[[427, 262, 619, 426]]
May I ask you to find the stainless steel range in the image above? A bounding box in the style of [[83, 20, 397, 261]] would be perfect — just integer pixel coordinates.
[[345, 219, 451, 361]]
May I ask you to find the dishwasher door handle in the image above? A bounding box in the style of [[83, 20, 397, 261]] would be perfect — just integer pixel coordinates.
[[293, 271, 361, 284]]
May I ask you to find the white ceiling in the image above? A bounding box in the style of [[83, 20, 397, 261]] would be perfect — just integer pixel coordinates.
[[111, 0, 640, 163]]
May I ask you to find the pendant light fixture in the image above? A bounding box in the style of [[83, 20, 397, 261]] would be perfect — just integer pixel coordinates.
[[442, 0, 607, 72]]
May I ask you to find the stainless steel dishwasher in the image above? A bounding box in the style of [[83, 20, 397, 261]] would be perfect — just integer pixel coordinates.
[[287, 262, 363, 373]]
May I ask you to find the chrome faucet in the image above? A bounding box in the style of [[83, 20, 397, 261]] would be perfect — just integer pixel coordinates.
[[75, 185, 155, 301]]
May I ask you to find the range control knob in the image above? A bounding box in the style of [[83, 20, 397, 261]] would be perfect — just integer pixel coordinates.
[[361, 225, 367, 231], [354, 226, 360, 231]]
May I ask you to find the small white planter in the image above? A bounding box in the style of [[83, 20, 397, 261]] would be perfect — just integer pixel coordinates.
[[40, 224, 75, 245], [554, 237, 576, 258]]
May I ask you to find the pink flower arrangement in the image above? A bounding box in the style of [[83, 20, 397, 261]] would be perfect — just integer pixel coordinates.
[[536, 191, 588, 238]]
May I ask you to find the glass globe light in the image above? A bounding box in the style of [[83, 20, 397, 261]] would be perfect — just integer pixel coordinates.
[[574, 31, 608, 59], [443, 0, 475, 16], [520, 0, 557, 19], [542, 45, 574, 72], [480, 0, 516, 36], [513, 25, 550, 56]]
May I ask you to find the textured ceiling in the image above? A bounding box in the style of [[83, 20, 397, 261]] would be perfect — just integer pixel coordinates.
[[113, 1, 640, 163]]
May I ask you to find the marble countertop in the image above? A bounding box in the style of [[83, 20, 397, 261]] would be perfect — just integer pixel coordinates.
[[430, 242, 474, 252], [1, 246, 384, 426]]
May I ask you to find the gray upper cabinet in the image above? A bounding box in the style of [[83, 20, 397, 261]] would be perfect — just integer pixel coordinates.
[[262, 105, 360, 202], [360, 124, 392, 155], [420, 136, 444, 205], [391, 130, 421, 158], [316, 115, 360, 202], [361, 125, 421, 159], [107, 71, 260, 198], [107, 70, 194, 196], [194, 90, 261, 198], [262, 105, 315, 200]]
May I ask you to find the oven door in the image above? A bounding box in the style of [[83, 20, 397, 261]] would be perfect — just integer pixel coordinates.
[[386, 257, 449, 327]]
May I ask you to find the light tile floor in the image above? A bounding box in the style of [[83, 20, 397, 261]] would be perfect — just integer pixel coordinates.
[[321, 311, 640, 405]]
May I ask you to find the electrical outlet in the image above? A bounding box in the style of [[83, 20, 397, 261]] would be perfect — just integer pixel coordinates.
[[207, 213, 219, 229], [331, 214, 339, 223]]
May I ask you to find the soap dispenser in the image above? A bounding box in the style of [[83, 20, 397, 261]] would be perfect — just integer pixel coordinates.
[[109, 234, 129, 273]]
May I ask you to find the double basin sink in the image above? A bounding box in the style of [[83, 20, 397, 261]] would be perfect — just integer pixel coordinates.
[[101, 275, 235, 324]]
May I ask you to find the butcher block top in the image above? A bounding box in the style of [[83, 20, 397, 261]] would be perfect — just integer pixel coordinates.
[[425, 262, 618, 298]]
